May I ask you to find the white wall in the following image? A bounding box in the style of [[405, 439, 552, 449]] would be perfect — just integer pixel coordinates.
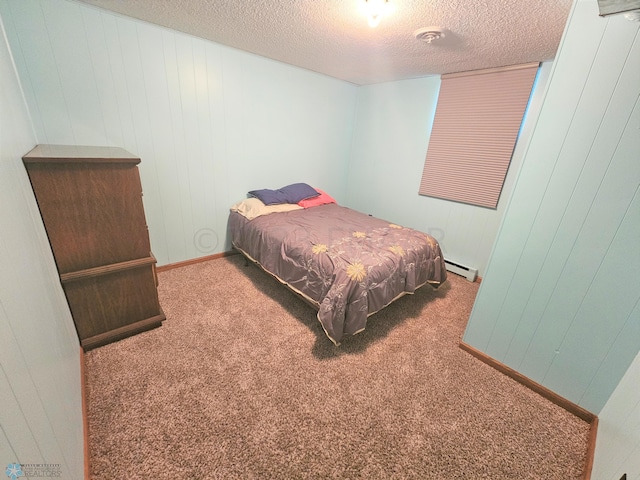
[[3, 0, 638, 474], [463, 0, 640, 415], [593, 350, 640, 480], [0, 13, 84, 480], [2, 0, 555, 278], [346, 63, 552, 277], [0, 0, 357, 266]]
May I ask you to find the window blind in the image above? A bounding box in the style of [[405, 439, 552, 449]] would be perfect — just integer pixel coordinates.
[[418, 63, 539, 209]]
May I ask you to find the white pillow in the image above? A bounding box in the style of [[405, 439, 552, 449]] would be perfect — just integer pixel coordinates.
[[230, 197, 302, 220]]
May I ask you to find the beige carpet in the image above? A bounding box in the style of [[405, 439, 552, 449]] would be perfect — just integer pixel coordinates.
[[85, 255, 590, 479]]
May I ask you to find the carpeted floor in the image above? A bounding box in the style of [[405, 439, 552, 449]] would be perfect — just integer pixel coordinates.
[[85, 255, 590, 479]]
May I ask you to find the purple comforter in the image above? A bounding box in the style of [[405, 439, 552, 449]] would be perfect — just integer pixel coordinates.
[[229, 204, 446, 344]]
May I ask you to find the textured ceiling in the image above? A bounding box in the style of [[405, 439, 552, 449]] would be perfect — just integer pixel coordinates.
[[74, 0, 574, 85]]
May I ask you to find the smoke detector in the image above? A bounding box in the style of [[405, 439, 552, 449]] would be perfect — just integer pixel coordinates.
[[414, 27, 444, 44]]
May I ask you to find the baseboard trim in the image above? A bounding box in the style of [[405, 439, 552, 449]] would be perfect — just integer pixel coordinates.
[[156, 251, 239, 273], [459, 341, 598, 480], [81, 347, 89, 480]]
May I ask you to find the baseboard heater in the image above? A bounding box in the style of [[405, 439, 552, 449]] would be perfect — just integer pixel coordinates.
[[444, 258, 478, 282]]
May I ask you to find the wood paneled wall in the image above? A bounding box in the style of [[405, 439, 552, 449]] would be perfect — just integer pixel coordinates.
[[463, 0, 640, 415], [0, 15, 84, 479], [1, 0, 357, 266], [2, 0, 555, 278]]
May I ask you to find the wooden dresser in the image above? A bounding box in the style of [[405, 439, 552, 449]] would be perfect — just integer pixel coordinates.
[[23, 145, 165, 350]]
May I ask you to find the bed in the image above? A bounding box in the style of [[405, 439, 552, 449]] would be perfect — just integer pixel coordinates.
[[229, 187, 447, 345]]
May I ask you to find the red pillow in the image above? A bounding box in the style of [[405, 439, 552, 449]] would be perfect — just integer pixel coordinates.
[[297, 188, 336, 208]]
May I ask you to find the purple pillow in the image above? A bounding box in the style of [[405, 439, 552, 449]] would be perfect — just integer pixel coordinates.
[[249, 183, 319, 205], [247, 188, 287, 205]]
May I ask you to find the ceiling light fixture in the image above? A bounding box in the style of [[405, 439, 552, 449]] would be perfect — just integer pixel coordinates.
[[414, 27, 445, 44], [364, 0, 389, 28]]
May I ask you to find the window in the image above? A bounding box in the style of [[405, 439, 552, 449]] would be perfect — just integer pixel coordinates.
[[418, 63, 539, 209]]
